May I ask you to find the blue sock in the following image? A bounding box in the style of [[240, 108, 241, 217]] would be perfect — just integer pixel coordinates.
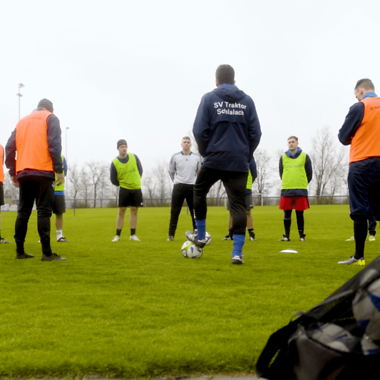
[[195, 219, 206, 240], [232, 234, 245, 257]]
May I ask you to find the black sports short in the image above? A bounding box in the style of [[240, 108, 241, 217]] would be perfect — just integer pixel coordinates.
[[53, 194, 66, 214], [118, 187, 143, 208], [227, 193, 253, 211], [0, 184, 4, 206]]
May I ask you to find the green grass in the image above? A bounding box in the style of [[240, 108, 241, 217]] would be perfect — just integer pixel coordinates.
[[0, 205, 377, 378]]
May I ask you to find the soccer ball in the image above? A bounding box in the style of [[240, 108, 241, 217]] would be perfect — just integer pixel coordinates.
[[181, 240, 203, 259], [205, 232, 211, 245], [352, 278, 380, 342]]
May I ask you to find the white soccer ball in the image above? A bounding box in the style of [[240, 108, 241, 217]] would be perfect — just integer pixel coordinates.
[[205, 232, 211, 245], [181, 240, 203, 259], [352, 278, 380, 342]]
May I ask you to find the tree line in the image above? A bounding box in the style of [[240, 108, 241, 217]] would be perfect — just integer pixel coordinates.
[[2, 126, 348, 206]]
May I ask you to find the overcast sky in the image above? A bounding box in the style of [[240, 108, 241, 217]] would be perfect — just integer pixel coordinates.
[[1, 0, 380, 175]]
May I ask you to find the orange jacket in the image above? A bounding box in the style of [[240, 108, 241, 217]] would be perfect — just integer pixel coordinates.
[[0, 144, 4, 183], [15, 110, 54, 174], [350, 97, 380, 163]]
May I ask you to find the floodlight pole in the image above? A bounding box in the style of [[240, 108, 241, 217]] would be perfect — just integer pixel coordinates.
[[16, 83, 25, 120]]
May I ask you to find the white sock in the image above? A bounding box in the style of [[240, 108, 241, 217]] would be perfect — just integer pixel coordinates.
[[56, 230, 63, 240]]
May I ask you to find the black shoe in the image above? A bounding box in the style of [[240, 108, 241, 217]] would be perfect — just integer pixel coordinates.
[[279, 234, 290, 241], [41, 253, 67, 261], [0, 237, 11, 244], [221, 235, 233, 241], [299, 234, 307, 241], [57, 236, 69, 242], [15, 252, 34, 259], [249, 235, 257, 241], [185, 231, 206, 248]]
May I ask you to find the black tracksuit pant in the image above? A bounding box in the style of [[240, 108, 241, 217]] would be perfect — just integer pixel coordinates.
[[169, 183, 196, 237], [15, 176, 54, 254], [193, 166, 247, 235]]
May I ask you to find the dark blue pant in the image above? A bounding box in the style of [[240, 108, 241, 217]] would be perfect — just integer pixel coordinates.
[[193, 166, 247, 235], [168, 183, 196, 236]]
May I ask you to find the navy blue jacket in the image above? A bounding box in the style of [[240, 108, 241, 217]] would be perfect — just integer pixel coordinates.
[[193, 84, 261, 172], [338, 92, 377, 146], [279, 148, 312, 197], [5, 108, 63, 180]]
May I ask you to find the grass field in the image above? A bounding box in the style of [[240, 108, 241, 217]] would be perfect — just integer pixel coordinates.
[[0, 205, 378, 378]]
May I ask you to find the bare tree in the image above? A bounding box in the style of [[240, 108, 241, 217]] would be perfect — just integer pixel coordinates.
[[68, 162, 81, 200], [310, 126, 347, 197], [97, 162, 111, 207], [2, 173, 18, 201], [254, 149, 274, 205], [153, 158, 172, 205], [79, 165, 92, 207], [86, 160, 107, 207], [207, 180, 226, 206], [142, 176, 157, 205]]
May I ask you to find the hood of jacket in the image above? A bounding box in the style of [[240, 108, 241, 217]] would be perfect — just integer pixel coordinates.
[[213, 86, 247, 103], [285, 147, 303, 158]]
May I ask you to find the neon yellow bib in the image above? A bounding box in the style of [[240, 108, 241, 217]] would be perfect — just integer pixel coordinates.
[[281, 152, 308, 190], [113, 154, 141, 190], [246, 170, 253, 190], [55, 154, 65, 191]]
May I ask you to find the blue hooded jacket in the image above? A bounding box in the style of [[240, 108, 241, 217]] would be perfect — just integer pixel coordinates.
[[193, 85, 261, 172]]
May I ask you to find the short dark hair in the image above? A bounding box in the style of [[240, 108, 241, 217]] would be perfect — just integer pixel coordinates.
[[215, 64, 235, 85], [37, 99, 54, 113], [288, 136, 298, 141], [355, 78, 375, 91]]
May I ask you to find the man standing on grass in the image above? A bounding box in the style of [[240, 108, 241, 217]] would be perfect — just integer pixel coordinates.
[[5, 99, 67, 261], [338, 78, 380, 266], [110, 139, 143, 242], [167, 136, 201, 241], [279, 136, 312, 242], [0, 143, 11, 244], [186, 64, 262, 265], [222, 156, 257, 241]]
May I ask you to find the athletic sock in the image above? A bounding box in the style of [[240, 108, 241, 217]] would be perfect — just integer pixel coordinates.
[[56, 230, 63, 240], [228, 227, 233, 238], [247, 228, 254, 237], [284, 219, 291, 236], [131, 228, 136, 236], [195, 219, 206, 240], [354, 218, 367, 259], [116, 229, 121, 236], [232, 234, 245, 257]]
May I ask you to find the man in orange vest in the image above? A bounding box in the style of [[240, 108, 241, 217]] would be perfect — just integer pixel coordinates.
[[338, 79, 380, 265], [5, 99, 67, 261], [0, 143, 11, 243]]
